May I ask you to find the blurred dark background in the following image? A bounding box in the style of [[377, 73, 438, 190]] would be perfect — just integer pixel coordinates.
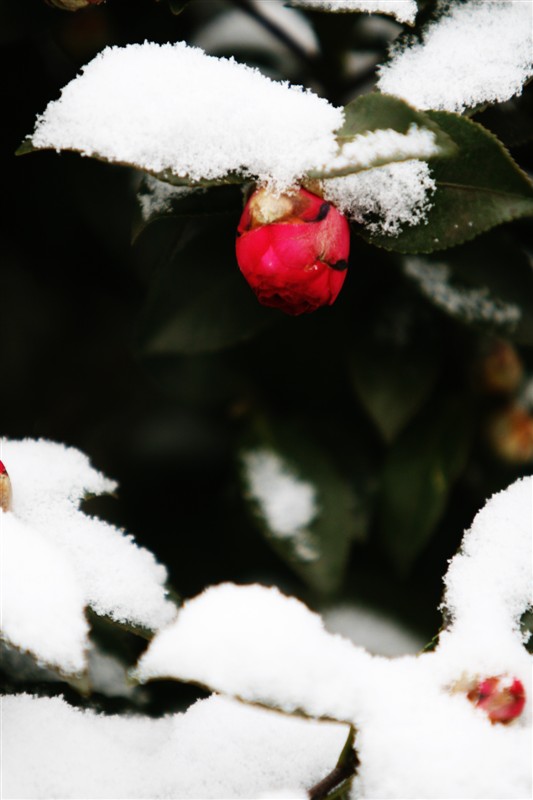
[[1, 0, 532, 713]]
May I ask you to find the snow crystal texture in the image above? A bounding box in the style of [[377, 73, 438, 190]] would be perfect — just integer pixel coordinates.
[[2, 693, 348, 799], [292, 0, 417, 25], [378, 0, 533, 112]]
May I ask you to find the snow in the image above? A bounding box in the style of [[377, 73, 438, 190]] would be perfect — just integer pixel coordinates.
[[241, 449, 319, 561], [378, 0, 533, 113], [291, 0, 417, 25], [137, 175, 195, 222], [1, 514, 89, 674], [0, 439, 176, 673], [137, 477, 533, 799], [31, 41, 343, 191], [2, 693, 348, 799], [30, 42, 443, 194], [322, 603, 425, 656], [323, 159, 436, 235], [405, 258, 522, 325], [327, 123, 440, 174]]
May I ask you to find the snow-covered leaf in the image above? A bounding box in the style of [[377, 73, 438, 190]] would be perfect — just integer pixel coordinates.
[[311, 93, 455, 180], [290, 0, 417, 25], [1, 514, 88, 675], [136, 478, 532, 799], [240, 420, 367, 594], [377, 0, 533, 114], [404, 233, 533, 345], [0, 439, 177, 675], [2, 693, 349, 799], [366, 112, 533, 252], [24, 43, 451, 191], [323, 159, 436, 236]]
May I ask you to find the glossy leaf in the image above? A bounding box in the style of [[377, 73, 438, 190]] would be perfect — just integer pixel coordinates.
[[366, 112, 533, 253], [138, 217, 272, 355], [240, 420, 367, 595], [310, 93, 455, 180], [350, 334, 440, 443], [378, 397, 472, 574], [133, 179, 244, 241], [404, 232, 533, 345]]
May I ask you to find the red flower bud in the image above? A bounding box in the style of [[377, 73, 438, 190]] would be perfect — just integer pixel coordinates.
[[46, 0, 104, 10], [0, 460, 12, 513], [467, 675, 526, 724], [236, 187, 350, 315]]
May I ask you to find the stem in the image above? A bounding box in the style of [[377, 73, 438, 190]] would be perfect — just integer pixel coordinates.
[[231, 0, 318, 71], [308, 731, 359, 800]]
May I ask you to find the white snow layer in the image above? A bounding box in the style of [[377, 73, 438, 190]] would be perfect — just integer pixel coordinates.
[[0, 439, 176, 673], [2, 693, 348, 799], [137, 477, 533, 799], [323, 159, 436, 234], [378, 0, 533, 113], [291, 0, 417, 25], [30, 41, 441, 194], [241, 449, 318, 534]]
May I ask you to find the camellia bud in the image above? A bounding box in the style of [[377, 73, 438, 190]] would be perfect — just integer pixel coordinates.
[[0, 460, 12, 513], [46, 0, 104, 10], [477, 339, 523, 395], [486, 404, 533, 463], [236, 187, 350, 315], [467, 675, 526, 724]]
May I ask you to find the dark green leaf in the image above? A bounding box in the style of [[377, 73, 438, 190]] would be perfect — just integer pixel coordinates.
[[133, 179, 244, 241], [240, 419, 367, 595], [403, 232, 533, 345], [15, 137, 35, 156], [138, 217, 272, 355], [350, 334, 440, 443], [366, 112, 533, 253], [167, 0, 193, 14], [378, 396, 472, 574], [310, 93, 455, 180]]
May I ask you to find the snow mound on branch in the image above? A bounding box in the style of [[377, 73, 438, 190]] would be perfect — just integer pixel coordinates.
[[137, 477, 532, 799], [291, 0, 417, 25], [2, 693, 348, 799], [378, 0, 533, 112], [0, 439, 176, 673]]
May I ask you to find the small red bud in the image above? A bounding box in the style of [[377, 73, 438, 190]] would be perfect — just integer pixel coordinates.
[[486, 404, 533, 463], [477, 340, 523, 395], [467, 675, 526, 724], [236, 187, 350, 315], [0, 460, 12, 513]]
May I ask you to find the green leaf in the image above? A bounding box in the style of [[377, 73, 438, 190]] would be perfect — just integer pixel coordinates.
[[366, 112, 533, 253], [15, 137, 36, 156], [133, 179, 243, 241], [138, 217, 273, 355], [403, 232, 533, 345], [309, 93, 456, 180], [350, 334, 440, 443], [239, 419, 367, 595], [378, 396, 472, 574]]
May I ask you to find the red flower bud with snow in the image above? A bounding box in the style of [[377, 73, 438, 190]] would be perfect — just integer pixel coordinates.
[[0, 460, 12, 513], [236, 187, 350, 315], [467, 675, 526, 724]]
